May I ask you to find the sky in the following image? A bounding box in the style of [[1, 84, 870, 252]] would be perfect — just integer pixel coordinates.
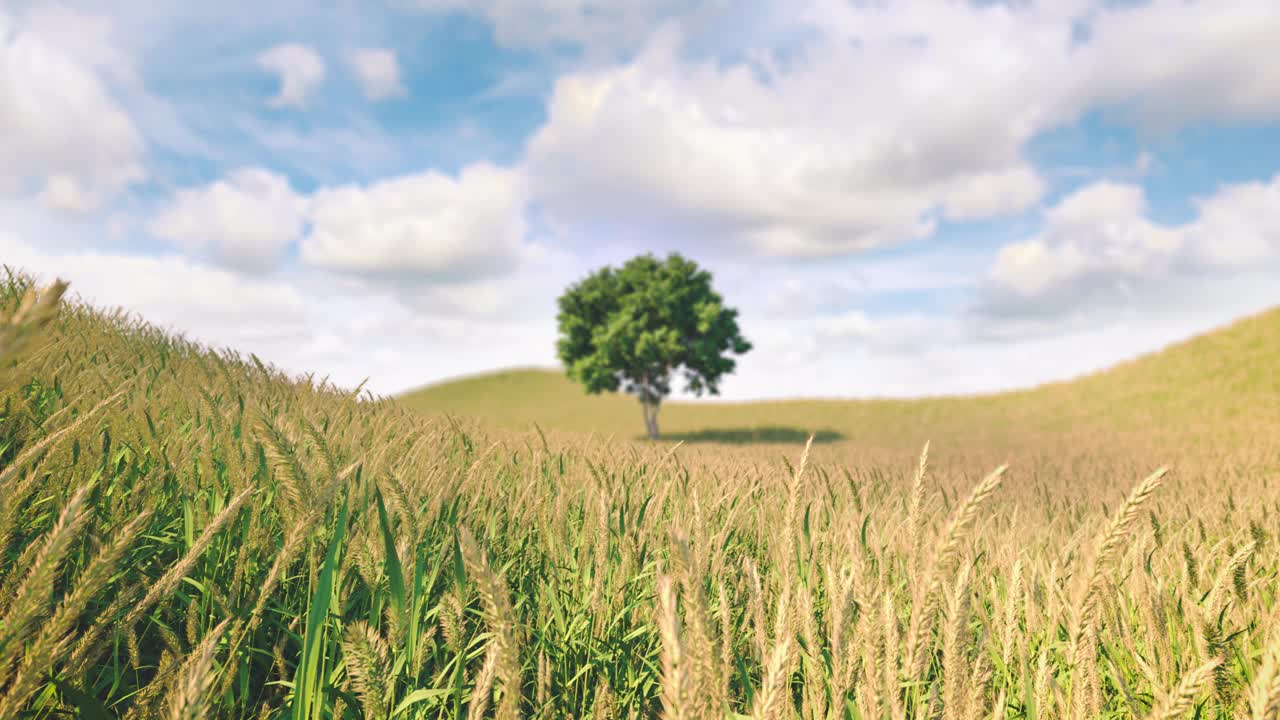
[[2, 0, 1279, 401]]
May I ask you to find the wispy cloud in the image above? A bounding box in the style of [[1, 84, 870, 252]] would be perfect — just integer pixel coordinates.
[[348, 48, 407, 101], [257, 43, 326, 108]]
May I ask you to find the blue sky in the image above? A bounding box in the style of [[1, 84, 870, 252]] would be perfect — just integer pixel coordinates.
[[3, 0, 1279, 400]]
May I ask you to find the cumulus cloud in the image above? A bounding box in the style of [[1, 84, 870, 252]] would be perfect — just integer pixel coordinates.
[[16, 3, 138, 84], [979, 174, 1280, 327], [1179, 178, 1280, 269], [150, 167, 308, 273], [0, 7, 145, 214], [1073, 0, 1280, 130], [521, 0, 1280, 260], [257, 43, 325, 108], [146, 159, 532, 286], [0, 225, 558, 396], [348, 48, 406, 101], [301, 163, 528, 281], [0, 229, 308, 344], [524, 7, 1067, 258]]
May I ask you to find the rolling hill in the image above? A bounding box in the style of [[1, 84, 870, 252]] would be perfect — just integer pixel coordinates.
[[399, 306, 1280, 456]]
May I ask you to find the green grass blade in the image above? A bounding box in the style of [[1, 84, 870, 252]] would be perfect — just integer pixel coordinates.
[[292, 491, 349, 720]]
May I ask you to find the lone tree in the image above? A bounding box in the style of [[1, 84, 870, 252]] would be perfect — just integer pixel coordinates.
[[555, 253, 751, 440]]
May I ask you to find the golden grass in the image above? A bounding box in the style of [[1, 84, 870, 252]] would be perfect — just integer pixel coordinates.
[[1, 267, 1279, 719]]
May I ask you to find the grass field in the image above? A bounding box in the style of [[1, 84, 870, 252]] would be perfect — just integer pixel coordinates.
[[400, 308, 1279, 460], [2, 268, 1280, 719]]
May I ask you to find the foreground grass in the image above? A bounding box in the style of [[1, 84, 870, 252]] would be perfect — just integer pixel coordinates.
[[2, 270, 1279, 719]]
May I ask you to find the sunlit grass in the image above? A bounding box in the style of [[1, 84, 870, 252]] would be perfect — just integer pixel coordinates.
[[399, 307, 1280, 459], [1, 267, 1279, 719]]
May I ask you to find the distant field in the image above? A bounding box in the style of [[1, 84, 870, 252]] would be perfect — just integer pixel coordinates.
[[400, 307, 1280, 460], [3, 270, 1280, 719]]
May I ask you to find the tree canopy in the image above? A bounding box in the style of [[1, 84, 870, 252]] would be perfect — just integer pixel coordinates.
[[555, 253, 751, 440]]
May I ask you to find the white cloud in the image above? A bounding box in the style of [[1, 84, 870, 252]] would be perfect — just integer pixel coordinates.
[[37, 175, 102, 215], [522, 0, 1280, 261], [1047, 181, 1150, 227], [348, 48, 406, 101], [146, 159, 532, 284], [301, 163, 528, 280], [979, 174, 1280, 325], [1180, 178, 1280, 270], [0, 6, 145, 214], [1073, 0, 1280, 129], [17, 3, 138, 84], [524, 6, 1067, 259], [0, 226, 556, 396], [941, 167, 1047, 222], [150, 167, 308, 273], [257, 43, 325, 108], [0, 229, 308, 344]]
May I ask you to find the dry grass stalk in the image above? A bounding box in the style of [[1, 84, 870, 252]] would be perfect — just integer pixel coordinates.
[[1147, 657, 1221, 719], [166, 618, 232, 720]]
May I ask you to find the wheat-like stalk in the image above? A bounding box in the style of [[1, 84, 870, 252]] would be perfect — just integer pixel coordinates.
[[343, 620, 393, 718], [0, 279, 67, 376], [0, 509, 149, 714], [124, 486, 254, 629], [1147, 657, 1221, 719], [165, 618, 232, 720], [882, 589, 904, 720], [751, 631, 792, 720], [459, 526, 523, 720], [1073, 468, 1167, 671], [908, 440, 930, 583], [906, 464, 1007, 680], [656, 573, 688, 720], [468, 643, 500, 720], [1249, 638, 1280, 720], [0, 484, 92, 677], [942, 563, 973, 720]]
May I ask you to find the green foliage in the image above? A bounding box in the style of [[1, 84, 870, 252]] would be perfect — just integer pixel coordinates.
[[555, 253, 751, 437]]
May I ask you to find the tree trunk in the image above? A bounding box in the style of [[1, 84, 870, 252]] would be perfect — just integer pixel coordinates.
[[641, 398, 661, 440]]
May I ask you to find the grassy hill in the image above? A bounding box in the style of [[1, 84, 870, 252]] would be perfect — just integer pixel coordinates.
[[400, 307, 1280, 456]]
